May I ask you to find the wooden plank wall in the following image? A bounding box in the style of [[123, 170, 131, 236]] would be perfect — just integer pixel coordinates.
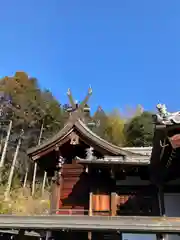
[[90, 187, 159, 217], [116, 186, 159, 216], [57, 163, 89, 215], [92, 194, 110, 216]]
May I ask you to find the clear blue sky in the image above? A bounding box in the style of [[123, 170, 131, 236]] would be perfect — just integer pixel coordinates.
[[0, 0, 179, 115]]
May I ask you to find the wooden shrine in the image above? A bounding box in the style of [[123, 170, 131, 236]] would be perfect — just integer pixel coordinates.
[[27, 92, 180, 240]]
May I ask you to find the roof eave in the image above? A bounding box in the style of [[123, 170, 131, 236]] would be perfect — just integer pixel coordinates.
[[27, 122, 73, 156], [76, 156, 150, 165], [27, 118, 151, 160], [75, 119, 149, 158]]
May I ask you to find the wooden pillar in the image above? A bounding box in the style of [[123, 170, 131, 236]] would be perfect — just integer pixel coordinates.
[[54, 152, 64, 213], [156, 185, 167, 240], [156, 234, 167, 240], [115, 231, 122, 240], [158, 185, 165, 216], [119, 232, 123, 240], [48, 175, 57, 240], [50, 172, 62, 214], [16, 230, 25, 240], [111, 192, 117, 216], [88, 166, 93, 239], [88, 191, 93, 240], [57, 170, 63, 211], [89, 191, 93, 216], [111, 231, 122, 240], [50, 175, 58, 214]]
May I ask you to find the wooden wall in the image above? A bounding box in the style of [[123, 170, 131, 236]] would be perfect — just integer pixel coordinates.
[[57, 163, 89, 215], [89, 185, 159, 216], [56, 163, 159, 217], [89, 167, 113, 216], [116, 185, 159, 216], [92, 193, 110, 216]]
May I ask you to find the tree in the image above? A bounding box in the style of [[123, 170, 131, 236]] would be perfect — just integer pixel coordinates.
[[40, 90, 64, 140], [104, 109, 125, 146], [124, 111, 153, 147], [123, 104, 144, 119], [0, 71, 64, 177], [92, 106, 108, 139]]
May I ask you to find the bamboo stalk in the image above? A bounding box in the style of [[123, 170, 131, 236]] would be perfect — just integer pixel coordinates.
[[4, 130, 24, 200], [32, 121, 44, 196]]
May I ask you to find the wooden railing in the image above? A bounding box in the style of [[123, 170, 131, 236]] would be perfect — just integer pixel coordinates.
[[54, 208, 112, 215], [1, 215, 180, 234]]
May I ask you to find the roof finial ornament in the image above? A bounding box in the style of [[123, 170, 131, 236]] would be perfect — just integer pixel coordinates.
[[79, 86, 92, 111], [86, 146, 95, 161], [155, 103, 180, 125], [88, 85, 92, 95], [65, 87, 93, 116], [156, 104, 169, 119], [67, 88, 76, 109]]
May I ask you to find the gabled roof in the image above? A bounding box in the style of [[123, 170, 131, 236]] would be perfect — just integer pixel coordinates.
[[27, 88, 152, 162], [27, 118, 148, 160]]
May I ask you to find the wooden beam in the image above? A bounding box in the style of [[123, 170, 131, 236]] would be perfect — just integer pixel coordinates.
[[2, 215, 180, 232], [156, 185, 167, 240]]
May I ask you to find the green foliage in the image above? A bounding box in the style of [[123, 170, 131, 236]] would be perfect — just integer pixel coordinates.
[[0, 71, 64, 176], [0, 72, 63, 132], [0, 185, 50, 215], [123, 104, 144, 119], [124, 111, 153, 147], [104, 109, 125, 146], [92, 106, 108, 139], [0, 165, 9, 184]]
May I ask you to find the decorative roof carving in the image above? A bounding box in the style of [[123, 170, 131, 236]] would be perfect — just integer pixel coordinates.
[[69, 132, 79, 145], [154, 103, 180, 125], [66, 87, 92, 119], [86, 147, 96, 161]]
